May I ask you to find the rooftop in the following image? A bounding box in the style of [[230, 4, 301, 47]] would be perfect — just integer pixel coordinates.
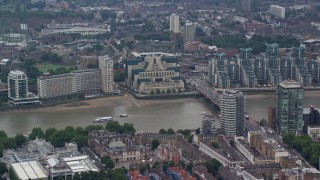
[[279, 80, 302, 89], [11, 161, 47, 180]]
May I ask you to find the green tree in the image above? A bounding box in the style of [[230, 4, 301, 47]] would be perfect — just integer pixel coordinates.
[[259, 119, 267, 126], [177, 129, 191, 136], [113, 174, 127, 180], [0, 162, 7, 175], [166, 89, 172, 93], [178, 160, 185, 168], [5, 137, 16, 149], [151, 139, 160, 150], [195, 27, 206, 38], [159, 129, 167, 134], [87, 63, 99, 69], [45, 128, 57, 140], [72, 135, 87, 149], [101, 156, 115, 169], [14, 133, 27, 147], [150, 89, 155, 94], [139, 165, 146, 174], [186, 162, 194, 172], [75, 127, 86, 136], [122, 123, 136, 136], [29, 127, 45, 140], [162, 162, 169, 171], [152, 161, 160, 169], [106, 121, 122, 133], [229, 140, 235, 148], [167, 128, 175, 134], [205, 158, 222, 175], [195, 128, 200, 134], [282, 132, 295, 146], [73, 172, 81, 180], [211, 142, 219, 148], [188, 135, 193, 143], [114, 72, 125, 82], [156, 89, 161, 94]]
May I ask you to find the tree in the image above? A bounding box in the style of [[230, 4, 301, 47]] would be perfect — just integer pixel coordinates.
[[229, 140, 235, 148], [205, 159, 222, 175], [5, 137, 16, 149], [166, 89, 172, 93], [211, 142, 219, 148], [87, 63, 99, 69], [259, 119, 267, 126], [45, 128, 57, 140], [14, 133, 27, 147], [139, 165, 146, 174], [167, 128, 175, 134], [73, 172, 81, 180], [101, 156, 115, 169], [195, 27, 206, 38], [72, 135, 87, 149], [178, 160, 185, 168], [162, 162, 169, 171], [122, 123, 136, 136], [113, 174, 127, 180], [188, 135, 193, 143], [159, 129, 167, 134], [152, 161, 160, 169], [186, 162, 194, 172], [29, 127, 45, 140], [150, 89, 155, 94], [282, 132, 295, 146], [0, 162, 7, 175], [156, 89, 161, 94], [151, 139, 160, 150], [195, 128, 200, 134], [177, 129, 191, 136], [75, 127, 86, 136], [169, 160, 176, 167], [106, 121, 122, 133], [114, 72, 125, 82]]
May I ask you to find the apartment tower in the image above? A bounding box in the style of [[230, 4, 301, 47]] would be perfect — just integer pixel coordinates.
[[99, 55, 114, 94], [241, 0, 252, 12], [221, 90, 246, 136], [276, 80, 304, 134], [169, 14, 179, 33], [184, 23, 195, 43]]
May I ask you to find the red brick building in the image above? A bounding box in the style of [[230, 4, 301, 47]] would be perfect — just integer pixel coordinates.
[[158, 144, 181, 163]]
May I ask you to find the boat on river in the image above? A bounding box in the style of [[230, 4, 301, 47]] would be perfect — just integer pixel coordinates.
[[120, 114, 129, 118], [93, 116, 113, 123]]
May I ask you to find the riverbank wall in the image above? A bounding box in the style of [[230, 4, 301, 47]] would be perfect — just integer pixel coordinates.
[[132, 91, 197, 100]]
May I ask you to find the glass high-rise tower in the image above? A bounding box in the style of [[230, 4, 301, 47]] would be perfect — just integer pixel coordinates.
[[276, 80, 304, 134]]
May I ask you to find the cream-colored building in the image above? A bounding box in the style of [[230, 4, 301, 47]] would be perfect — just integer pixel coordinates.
[[307, 126, 320, 140], [37, 69, 102, 99], [126, 55, 185, 94], [72, 69, 101, 94], [248, 131, 289, 163], [99, 55, 114, 94], [37, 74, 73, 99], [170, 14, 179, 33]]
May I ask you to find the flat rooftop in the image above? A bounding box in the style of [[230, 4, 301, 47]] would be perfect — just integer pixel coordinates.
[[11, 161, 47, 180], [279, 80, 301, 89]]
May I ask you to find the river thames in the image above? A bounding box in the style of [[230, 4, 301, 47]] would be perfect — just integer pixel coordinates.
[[0, 91, 320, 135]]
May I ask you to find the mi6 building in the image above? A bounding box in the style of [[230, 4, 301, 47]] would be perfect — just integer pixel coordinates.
[[125, 54, 185, 94]]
